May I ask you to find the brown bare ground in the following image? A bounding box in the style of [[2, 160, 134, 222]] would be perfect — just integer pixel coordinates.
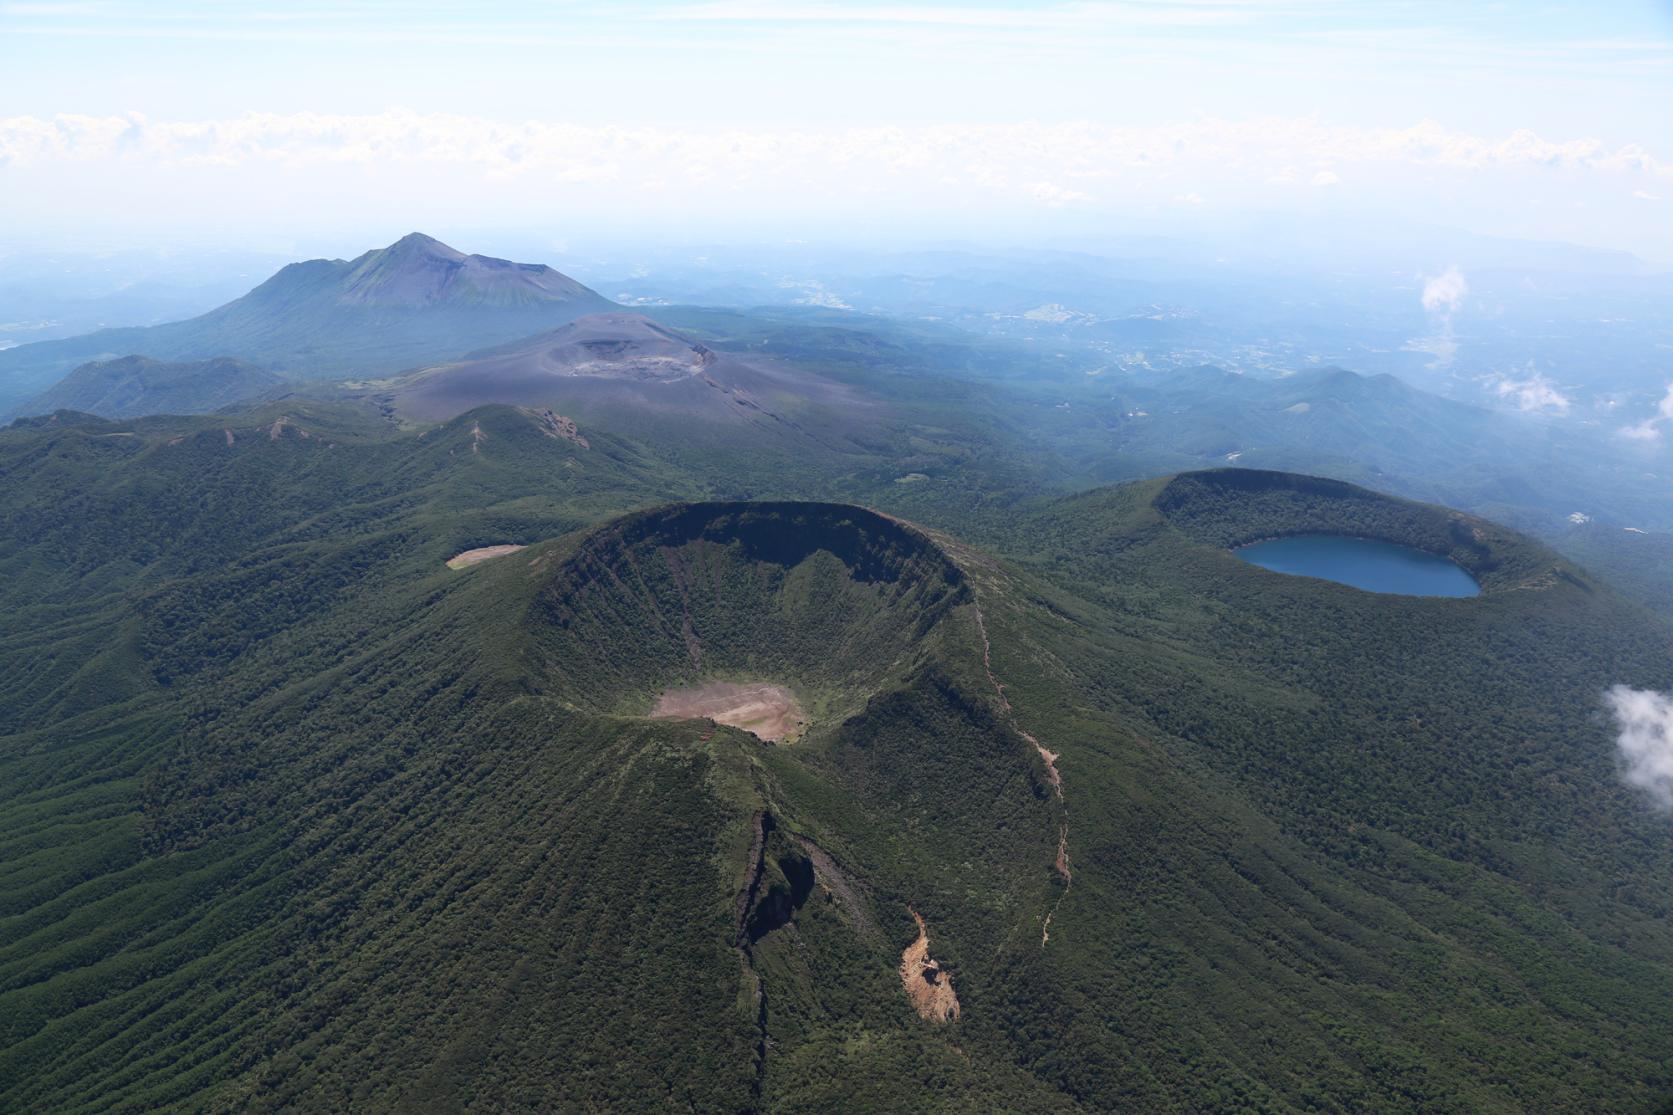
[[651, 681, 806, 743], [899, 909, 960, 1022], [446, 544, 526, 569]]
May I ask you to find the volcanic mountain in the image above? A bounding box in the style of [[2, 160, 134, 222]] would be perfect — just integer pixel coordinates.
[[0, 234, 613, 410], [17, 354, 287, 419], [376, 311, 873, 435]]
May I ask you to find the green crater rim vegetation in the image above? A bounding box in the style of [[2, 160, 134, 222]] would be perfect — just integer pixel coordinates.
[[1155, 467, 1586, 594], [525, 500, 973, 733]]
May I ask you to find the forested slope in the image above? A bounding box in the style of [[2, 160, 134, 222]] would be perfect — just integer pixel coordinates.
[[5, 406, 1673, 1111]]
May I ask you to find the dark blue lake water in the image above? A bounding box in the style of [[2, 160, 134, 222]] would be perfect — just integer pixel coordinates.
[[1234, 534, 1481, 598]]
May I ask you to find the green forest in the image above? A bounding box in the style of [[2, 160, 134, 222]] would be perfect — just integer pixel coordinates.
[[3, 402, 1673, 1111]]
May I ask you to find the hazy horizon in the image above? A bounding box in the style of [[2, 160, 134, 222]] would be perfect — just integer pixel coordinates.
[[4, 1, 1672, 260]]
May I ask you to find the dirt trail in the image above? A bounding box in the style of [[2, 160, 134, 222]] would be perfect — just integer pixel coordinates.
[[899, 909, 960, 1022], [972, 601, 1072, 946]]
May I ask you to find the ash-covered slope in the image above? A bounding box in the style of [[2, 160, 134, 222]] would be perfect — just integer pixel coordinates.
[[377, 311, 875, 438], [0, 234, 613, 406]]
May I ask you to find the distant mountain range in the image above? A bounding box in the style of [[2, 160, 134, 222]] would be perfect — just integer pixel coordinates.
[[0, 233, 612, 410], [5, 235, 1669, 537]]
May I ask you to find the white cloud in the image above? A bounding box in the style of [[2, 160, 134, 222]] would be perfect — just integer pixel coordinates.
[[795, 289, 852, 309], [1634, 189, 1663, 201], [1421, 266, 1468, 314], [1028, 180, 1092, 206], [2, 112, 1669, 248], [1620, 383, 1673, 441], [2, 112, 1668, 187], [1605, 685, 1673, 812], [1402, 334, 1457, 367], [1491, 370, 1570, 415], [1411, 266, 1468, 368]]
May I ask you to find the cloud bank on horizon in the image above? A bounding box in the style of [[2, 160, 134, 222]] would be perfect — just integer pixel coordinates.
[[1, 111, 1670, 254], [1, 1, 1670, 255]]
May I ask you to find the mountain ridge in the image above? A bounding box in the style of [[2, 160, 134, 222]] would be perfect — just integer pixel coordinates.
[[17, 354, 287, 419], [0, 234, 614, 410]]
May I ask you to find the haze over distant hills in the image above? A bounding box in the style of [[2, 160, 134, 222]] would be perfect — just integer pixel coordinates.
[[374, 311, 875, 439], [19, 354, 287, 419], [4, 230, 1672, 625], [0, 233, 612, 409]]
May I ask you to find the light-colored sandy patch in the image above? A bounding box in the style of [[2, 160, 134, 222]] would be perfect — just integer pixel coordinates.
[[899, 909, 960, 1022], [652, 681, 806, 743], [446, 544, 526, 570]]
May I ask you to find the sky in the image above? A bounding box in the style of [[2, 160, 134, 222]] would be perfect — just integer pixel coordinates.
[[2, 0, 1672, 259]]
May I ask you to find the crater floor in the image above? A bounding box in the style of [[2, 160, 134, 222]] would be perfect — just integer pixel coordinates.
[[652, 681, 807, 742]]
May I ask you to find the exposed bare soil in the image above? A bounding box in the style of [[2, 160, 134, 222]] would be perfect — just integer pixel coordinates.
[[651, 681, 806, 743], [446, 544, 526, 569], [899, 909, 960, 1022]]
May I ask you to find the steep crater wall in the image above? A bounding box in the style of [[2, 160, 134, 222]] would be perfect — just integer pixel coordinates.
[[526, 502, 971, 721]]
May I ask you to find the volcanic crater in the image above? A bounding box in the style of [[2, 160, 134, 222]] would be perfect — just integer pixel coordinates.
[[528, 501, 971, 741]]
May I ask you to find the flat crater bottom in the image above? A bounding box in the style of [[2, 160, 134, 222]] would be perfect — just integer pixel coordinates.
[[651, 681, 807, 743]]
